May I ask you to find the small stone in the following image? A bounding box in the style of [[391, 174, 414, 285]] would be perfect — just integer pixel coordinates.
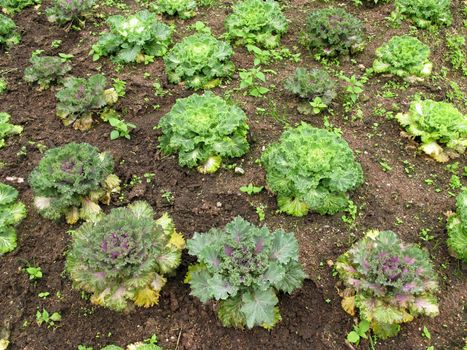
[[234, 166, 245, 175], [216, 202, 222, 208]]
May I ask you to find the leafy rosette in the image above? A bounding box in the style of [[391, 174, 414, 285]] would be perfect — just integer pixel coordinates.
[[0, 14, 20, 47], [396, 99, 466, 162], [90, 10, 172, 64], [46, 0, 96, 26], [0, 112, 23, 149], [373, 35, 432, 81], [224, 0, 288, 49], [0, 0, 40, 15], [66, 201, 185, 311], [28, 143, 121, 224], [164, 32, 235, 90], [260, 123, 363, 217], [0, 183, 27, 255], [153, 0, 197, 19], [55, 74, 118, 131], [186, 216, 306, 329], [24, 55, 72, 90], [157, 91, 249, 174], [305, 7, 365, 57], [336, 230, 439, 339], [447, 189, 467, 262], [283, 67, 337, 104], [394, 0, 452, 28]]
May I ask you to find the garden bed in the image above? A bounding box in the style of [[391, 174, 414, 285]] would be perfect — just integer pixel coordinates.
[[0, 0, 465, 349]]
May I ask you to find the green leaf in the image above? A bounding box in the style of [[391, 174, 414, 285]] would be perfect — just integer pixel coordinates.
[[270, 230, 299, 264], [422, 326, 431, 339], [0, 227, 17, 254], [273, 261, 306, 293], [207, 274, 238, 300], [0, 183, 18, 205], [347, 331, 360, 344], [50, 312, 61, 322], [188, 267, 214, 303], [239, 184, 263, 195], [110, 130, 120, 140], [240, 288, 278, 329]]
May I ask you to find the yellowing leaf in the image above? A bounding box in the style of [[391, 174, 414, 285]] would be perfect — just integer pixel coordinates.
[[341, 296, 356, 316], [168, 231, 186, 250], [401, 310, 414, 323], [0, 339, 9, 350], [134, 286, 160, 308]]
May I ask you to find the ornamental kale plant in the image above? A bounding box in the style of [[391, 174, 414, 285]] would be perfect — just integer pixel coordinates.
[[0, 14, 20, 47], [157, 91, 249, 174], [283, 67, 337, 104], [55, 74, 118, 131], [0, 112, 23, 148], [24, 55, 72, 90], [90, 10, 172, 64], [394, 0, 452, 28], [373, 35, 432, 81], [28, 143, 121, 224], [153, 0, 197, 19], [0, 183, 27, 255], [336, 230, 439, 339], [46, 0, 96, 26], [186, 216, 306, 329], [261, 123, 363, 217], [447, 189, 467, 262], [0, 0, 40, 15], [304, 7, 365, 57], [164, 32, 235, 90], [224, 0, 288, 49], [66, 201, 185, 311], [396, 99, 466, 162]]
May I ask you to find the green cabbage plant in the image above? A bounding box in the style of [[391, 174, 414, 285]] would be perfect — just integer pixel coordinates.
[[0, 0, 40, 14], [28, 143, 121, 224], [396, 99, 466, 162], [153, 0, 197, 19], [66, 201, 185, 311], [46, 0, 95, 26], [447, 189, 467, 262], [224, 0, 288, 49], [394, 0, 452, 28], [0, 14, 20, 47], [336, 230, 439, 339], [261, 123, 363, 217], [24, 55, 72, 90], [373, 35, 432, 81], [283, 67, 337, 105], [157, 91, 249, 174], [164, 32, 235, 90], [0, 112, 23, 149], [304, 7, 365, 57], [186, 216, 306, 329], [101, 341, 162, 350], [0, 183, 27, 255], [55, 74, 118, 131], [90, 10, 172, 64]]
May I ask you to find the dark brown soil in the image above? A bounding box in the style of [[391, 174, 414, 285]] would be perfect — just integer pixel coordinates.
[[0, 1, 465, 349]]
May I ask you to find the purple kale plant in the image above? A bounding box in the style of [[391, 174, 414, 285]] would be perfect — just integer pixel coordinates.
[[66, 201, 185, 311], [186, 216, 306, 329], [336, 230, 439, 339]]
